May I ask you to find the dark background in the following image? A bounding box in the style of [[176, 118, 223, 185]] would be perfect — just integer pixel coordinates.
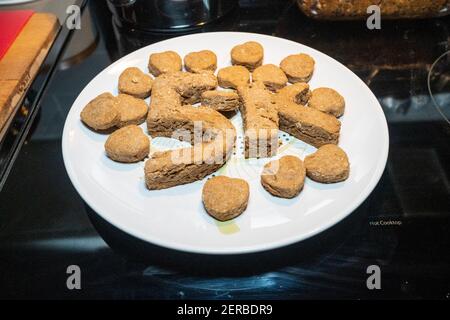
[[0, 0, 449, 299]]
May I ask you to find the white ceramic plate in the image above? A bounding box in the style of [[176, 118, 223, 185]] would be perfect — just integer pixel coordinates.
[[62, 32, 389, 254]]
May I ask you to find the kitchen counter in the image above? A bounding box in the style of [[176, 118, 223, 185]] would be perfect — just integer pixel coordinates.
[[0, 0, 449, 299]]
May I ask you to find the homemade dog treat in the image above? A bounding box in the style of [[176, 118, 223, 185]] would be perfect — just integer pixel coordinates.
[[105, 125, 150, 163], [304, 144, 350, 183], [82, 43, 351, 211], [217, 65, 250, 89], [298, 0, 449, 20], [231, 41, 264, 71], [148, 51, 182, 76], [276, 97, 341, 148], [202, 176, 249, 221], [80, 93, 119, 131], [184, 50, 217, 73], [201, 90, 240, 112], [238, 81, 279, 158], [170, 71, 218, 104], [261, 155, 306, 198], [252, 64, 288, 91], [115, 94, 149, 127], [277, 82, 311, 105], [118, 67, 153, 99], [145, 72, 236, 190], [308, 87, 345, 117], [280, 53, 315, 83]]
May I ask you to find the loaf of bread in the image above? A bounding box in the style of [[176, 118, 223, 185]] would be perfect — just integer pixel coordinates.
[[297, 0, 449, 19]]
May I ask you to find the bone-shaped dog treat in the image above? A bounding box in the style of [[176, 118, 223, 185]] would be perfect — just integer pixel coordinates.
[[237, 81, 279, 158], [276, 82, 311, 105], [201, 90, 240, 112], [274, 82, 340, 147], [145, 72, 236, 190], [276, 97, 341, 148], [171, 71, 218, 105]]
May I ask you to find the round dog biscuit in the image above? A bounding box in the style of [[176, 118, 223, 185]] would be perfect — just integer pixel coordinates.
[[115, 94, 149, 127], [252, 64, 288, 91], [261, 155, 306, 198], [231, 41, 264, 71], [280, 53, 315, 83], [202, 176, 249, 221], [304, 144, 349, 183], [184, 50, 217, 73], [217, 65, 250, 89], [148, 51, 182, 76], [80, 93, 119, 131], [105, 125, 150, 163], [118, 67, 153, 99], [308, 87, 345, 117]]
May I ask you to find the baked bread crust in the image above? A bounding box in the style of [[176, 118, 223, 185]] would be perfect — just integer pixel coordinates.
[[298, 0, 448, 19]]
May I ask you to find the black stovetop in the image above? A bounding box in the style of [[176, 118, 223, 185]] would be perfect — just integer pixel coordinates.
[[0, 0, 449, 299]]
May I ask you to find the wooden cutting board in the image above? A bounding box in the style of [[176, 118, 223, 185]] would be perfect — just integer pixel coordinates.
[[0, 12, 59, 139]]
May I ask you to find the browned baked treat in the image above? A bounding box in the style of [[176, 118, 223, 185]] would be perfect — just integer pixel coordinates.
[[184, 50, 217, 73], [201, 90, 240, 112], [261, 155, 306, 198], [80, 93, 119, 131], [170, 71, 217, 104], [280, 53, 315, 83], [277, 82, 311, 105], [118, 67, 153, 99], [298, 0, 448, 20], [276, 97, 341, 148], [308, 87, 345, 117], [231, 41, 264, 71], [115, 94, 149, 127], [252, 64, 288, 91], [148, 51, 182, 76], [145, 72, 236, 190], [238, 81, 279, 158], [304, 144, 349, 183], [202, 176, 249, 221], [217, 65, 250, 89], [105, 125, 150, 163]]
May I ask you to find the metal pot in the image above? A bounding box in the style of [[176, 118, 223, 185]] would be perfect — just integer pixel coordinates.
[[106, 0, 238, 32]]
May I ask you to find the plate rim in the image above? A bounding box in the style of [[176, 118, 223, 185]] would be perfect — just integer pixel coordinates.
[[62, 31, 389, 255]]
